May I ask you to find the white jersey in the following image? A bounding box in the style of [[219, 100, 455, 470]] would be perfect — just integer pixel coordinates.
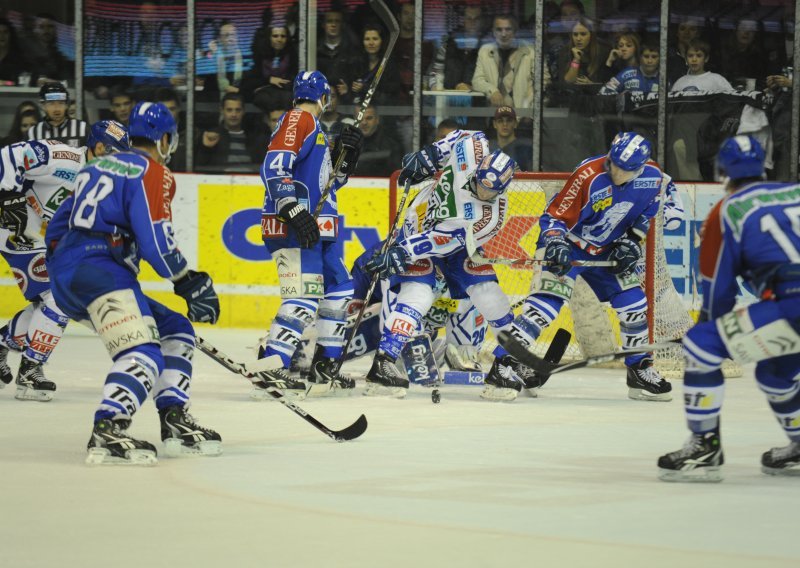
[[398, 130, 506, 260], [0, 140, 85, 242]]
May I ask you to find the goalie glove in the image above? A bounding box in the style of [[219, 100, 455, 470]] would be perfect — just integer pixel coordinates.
[[278, 200, 320, 249], [173, 270, 221, 324], [398, 144, 440, 185], [0, 192, 29, 242], [333, 124, 363, 178], [543, 231, 572, 277], [608, 236, 642, 276], [364, 245, 410, 278]]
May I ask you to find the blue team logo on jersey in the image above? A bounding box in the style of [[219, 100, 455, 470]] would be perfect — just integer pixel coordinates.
[[52, 169, 77, 182], [455, 142, 468, 170], [464, 202, 474, 220], [633, 178, 660, 190]]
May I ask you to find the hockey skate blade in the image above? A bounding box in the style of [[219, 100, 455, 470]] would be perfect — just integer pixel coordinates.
[[658, 467, 722, 483], [249, 386, 307, 402], [305, 382, 355, 398], [163, 438, 222, 458], [479, 385, 520, 402], [628, 388, 672, 402], [15, 386, 54, 402], [85, 447, 158, 466], [363, 383, 407, 398], [249, 355, 283, 372]]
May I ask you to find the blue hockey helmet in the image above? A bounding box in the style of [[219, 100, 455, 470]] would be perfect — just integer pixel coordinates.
[[473, 150, 516, 200], [716, 135, 765, 180], [608, 132, 652, 171], [128, 101, 178, 161], [293, 70, 331, 110], [86, 120, 130, 154]]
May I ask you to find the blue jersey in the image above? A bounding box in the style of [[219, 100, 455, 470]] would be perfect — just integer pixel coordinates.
[[699, 181, 800, 320], [539, 155, 662, 253], [46, 150, 188, 280], [599, 66, 659, 95], [260, 108, 342, 245]]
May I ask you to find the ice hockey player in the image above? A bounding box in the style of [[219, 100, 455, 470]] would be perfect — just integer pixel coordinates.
[[488, 132, 673, 402], [658, 135, 800, 481], [0, 120, 129, 402], [256, 70, 363, 398], [361, 129, 517, 398], [45, 102, 222, 465]]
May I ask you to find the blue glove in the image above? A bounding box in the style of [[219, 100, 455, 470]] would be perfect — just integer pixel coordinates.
[[398, 144, 439, 185], [364, 245, 410, 278], [608, 237, 642, 276], [543, 232, 572, 277], [174, 270, 221, 324]]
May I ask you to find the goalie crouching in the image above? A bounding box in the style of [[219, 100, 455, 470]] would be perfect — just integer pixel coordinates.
[[361, 130, 517, 398]]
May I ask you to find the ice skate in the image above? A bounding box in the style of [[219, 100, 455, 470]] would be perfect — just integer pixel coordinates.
[[444, 344, 482, 373], [657, 431, 723, 482], [288, 340, 312, 380], [250, 367, 308, 401], [761, 441, 800, 476], [0, 342, 12, 388], [15, 357, 56, 402], [85, 418, 158, 466], [627, 358, 672, 401], [159, 405, 222, 457], [480, 356, 523, 401], [306, 347, 355, 397], [364, 352, 409, 398]]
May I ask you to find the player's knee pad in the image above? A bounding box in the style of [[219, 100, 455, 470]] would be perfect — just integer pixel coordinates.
[[154, 337, 194, 408], [615, 297, 649, 350], [717, 309, 800, 364], [466, 281, 511, 327], [23, 292, 69, 363], [97, 348, 161, 421], [88, 289, 160, 359], [274, 248, 325, 299]]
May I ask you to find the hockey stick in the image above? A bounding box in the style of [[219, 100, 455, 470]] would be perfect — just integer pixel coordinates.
[[196, 337, 368, 442], [314, 0, 400, 219], [470, 254, 617, 268], [196, 336, 283, 378], [522, 328, 572, 391], [497, 330, 681, 376]]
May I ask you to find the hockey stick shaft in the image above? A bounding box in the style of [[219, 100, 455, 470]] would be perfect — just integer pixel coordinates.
[[195, 336, 281, 380], [471, 255, 617, 268], [314, 0, 399, 220], [196, 337, 367, 442]]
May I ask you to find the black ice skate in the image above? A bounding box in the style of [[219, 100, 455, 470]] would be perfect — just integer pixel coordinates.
[[15, 357, 56, 402], [306, 346, 355, 397], [626, 358, 672, 401], [364, 352, 409, 398], [0, 342, 12, 387], [159, 405, 222, 457], [480, 356, 523, 402], [444, 344, 482, 373], [658, 431, 724, 482], [86, 418, 158, 466], [250, 367, 308, 401], [761, 441, 800, 476]]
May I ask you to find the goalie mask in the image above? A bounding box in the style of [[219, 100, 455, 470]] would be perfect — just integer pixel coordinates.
[[293, 70, 331, 113], [716, 135, 765, 183], [472, 150, 516, 201], [607, 132, 651, 186]]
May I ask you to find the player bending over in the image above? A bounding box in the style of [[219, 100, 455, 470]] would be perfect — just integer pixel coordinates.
[[361, 129, 517, 398], [658, 135, 800, 481], [256, 70, 363, 399], [0, 120, 128, 401], [46, 102, 221, 465], [488, 132, 673, 402]]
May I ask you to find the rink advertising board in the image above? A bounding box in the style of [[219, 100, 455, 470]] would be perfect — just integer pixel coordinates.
[[0, 175, 726, 328]]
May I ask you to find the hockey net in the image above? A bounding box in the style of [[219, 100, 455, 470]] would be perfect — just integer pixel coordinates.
[[388, 172, 740, 379]]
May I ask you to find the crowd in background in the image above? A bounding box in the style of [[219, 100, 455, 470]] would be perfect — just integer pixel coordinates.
[[0, 0, 796, 180]]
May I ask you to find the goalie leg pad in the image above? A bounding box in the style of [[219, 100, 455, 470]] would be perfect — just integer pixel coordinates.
[[23, 291, 68, 364], [87, 289, 161, 359], [95, 347, 161, 423], [262, 299, 319, 367]]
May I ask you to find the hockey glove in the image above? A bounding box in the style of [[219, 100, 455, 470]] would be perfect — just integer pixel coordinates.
[[173, 270, 221, 324], [278, 201, 320, 249], [0, 192, 29, 241], [608, 236, 642, 276], [333, 124, 363, 177], [543, 233, 572, 277], [364, 245, 410, 278], [398, 144, 440, 186]]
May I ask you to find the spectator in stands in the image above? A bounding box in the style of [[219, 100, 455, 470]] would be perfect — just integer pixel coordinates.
[[1, 101, 40, 145], [195, 93, 267, 173], [250, 7, 274, 67], [428, 4, 488, 91], [667, 17, 701, 86], [558, 17, 610, 87], [355, 105, 403, 177], [213, 21, 244, 96], [154, 87, 188, 171], [320, 88, 349, 149], [28, 82, 87, 147], [472, 14, 548, 114], [241, 23, 297, 111], [766, 69, 793, 180], [600, 41, 660, 95], [317, 5, 357, 99], [397, 1, 433, 104], [28, 13, 74, 86], [719, 20, 768, 90], [347, 22, 402, 106], [670, 39, 733, 93], [109, 87, 134, 127], [489, 105, 532, 171], [266, 108, 288, 136], [604, 32, 640, 78], [544, 0, 586, 80], [0, 17, 29, 85]]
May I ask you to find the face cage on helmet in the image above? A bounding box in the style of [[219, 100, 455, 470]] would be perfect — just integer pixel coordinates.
[[156, 131, 179, 164]]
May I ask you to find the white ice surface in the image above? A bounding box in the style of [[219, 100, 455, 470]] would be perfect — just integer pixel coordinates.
[[1, 326, 798, 568]]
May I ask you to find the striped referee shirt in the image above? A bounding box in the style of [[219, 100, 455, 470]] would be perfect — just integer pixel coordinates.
[[27, 119, 88, 148]]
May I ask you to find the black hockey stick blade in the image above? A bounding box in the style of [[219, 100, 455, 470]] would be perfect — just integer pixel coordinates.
[[528, 328, 572, 389], [498, 330, 682, 375]]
